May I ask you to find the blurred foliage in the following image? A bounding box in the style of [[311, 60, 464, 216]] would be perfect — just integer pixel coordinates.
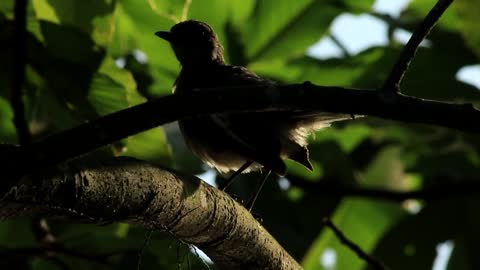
[[0, 0, 479, 269]]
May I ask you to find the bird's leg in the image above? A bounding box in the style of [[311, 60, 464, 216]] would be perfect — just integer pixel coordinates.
[[219, 160, 254, 191], [245, 170, 271, 212]]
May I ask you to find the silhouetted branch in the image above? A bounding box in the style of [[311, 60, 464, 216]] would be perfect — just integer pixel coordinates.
[[323, 218, 389, 270], [329, 33, 351, 57], [12, 0, 31, 144], [12, 0, 56, 254], [12, 84, 478, 183], [383, 0, 454, 92]]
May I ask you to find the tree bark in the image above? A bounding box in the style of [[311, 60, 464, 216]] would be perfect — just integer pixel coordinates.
[[0, 156, 301, 270]]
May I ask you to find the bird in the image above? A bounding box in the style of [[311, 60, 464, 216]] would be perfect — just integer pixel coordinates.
[[155, 20, 350, 209]]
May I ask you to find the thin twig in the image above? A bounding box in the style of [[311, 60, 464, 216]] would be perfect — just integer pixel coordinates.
[[323, 218, 389, 270], [12, 0, 31, 144], [180, 0, 192, 21], [329, 33, 351, 57], [137, 230, 153, 270], [383, 0, 454, 92], [148, 0, 179, 23]]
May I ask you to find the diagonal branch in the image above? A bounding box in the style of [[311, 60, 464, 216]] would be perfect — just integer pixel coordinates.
[[0, 156, 301, 270], [8, 83, 478, 191], [382, 0, 454, 92], [323, 218, 389, 270]]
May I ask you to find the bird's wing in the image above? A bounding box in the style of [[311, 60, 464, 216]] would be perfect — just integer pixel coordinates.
[[212, 65, 359, 173], [213, 65, 269, 86], [211, 113, 287, 175]]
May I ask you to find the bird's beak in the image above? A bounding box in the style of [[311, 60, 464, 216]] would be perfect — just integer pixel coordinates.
[[155, 31, 173, 42]]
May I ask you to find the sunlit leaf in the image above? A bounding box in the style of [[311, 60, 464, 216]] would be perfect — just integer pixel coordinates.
[[244, 0, 342, 61], [32, 0, 116, 46], [250, 47, 389, 87], [88, 58, 135, 115], [0, 97, 16, 144], [0, 0, 13, 18], [403, 0, 461, 30], [121, 128, 173, 167], [456, 0, 480, 58]]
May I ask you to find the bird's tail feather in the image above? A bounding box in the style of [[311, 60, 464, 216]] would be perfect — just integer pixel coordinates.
[[290, 112, 355, 129], [286, 112, 359, 148]]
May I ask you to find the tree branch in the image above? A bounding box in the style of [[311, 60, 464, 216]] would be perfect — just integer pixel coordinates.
[[11, 84, 478, 183], [382, 0, 454, 92], [12, 0, 31, 144], [12, 0, 55, 251], [0, 156, 301, 270], [323, 218, 389, 270]]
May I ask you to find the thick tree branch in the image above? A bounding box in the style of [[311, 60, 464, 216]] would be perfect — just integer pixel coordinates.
[[383, 0, 454, 92], [13, 84, 479, 182], [0, 156, 301, 270]]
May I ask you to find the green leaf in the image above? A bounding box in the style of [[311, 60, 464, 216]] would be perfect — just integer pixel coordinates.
[[88, 74, 129, 115], [359, 146, 407, 189], [456, 0, 480, 57], [0, 97, 16, 143], [26, 21, 105, 121], [87, 58, 172, 166], [88, 58, 135, 116], [111, 1, 179, 95], [32, 0, 116, 46], [402, 0, 461, 31], [250, 47, 388, 86], [313, 124, 373, 153], [121, 128, 173, 167], [0, 0, 13, 18], [243, 0, 342, 61]]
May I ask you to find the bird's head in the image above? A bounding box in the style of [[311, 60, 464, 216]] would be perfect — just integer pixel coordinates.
[[155, 20, 224, 66]]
